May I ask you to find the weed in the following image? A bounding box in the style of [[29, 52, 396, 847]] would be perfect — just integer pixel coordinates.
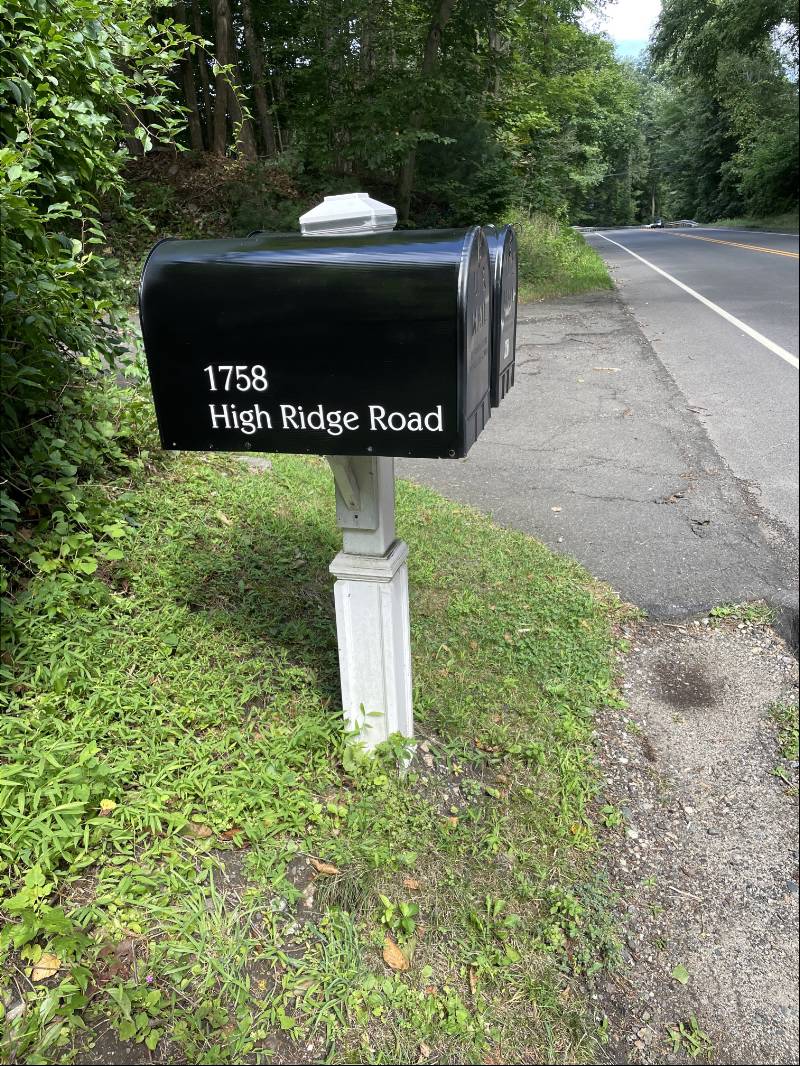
[[769, 700, 799, 762], [667, 1013, 714, 1060], [709, 601, 774, 625], [601, 804, 624, 829], [377, 895, 419, 942]]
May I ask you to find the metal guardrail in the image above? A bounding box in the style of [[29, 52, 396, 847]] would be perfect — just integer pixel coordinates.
[[575, 220, 700, 232]]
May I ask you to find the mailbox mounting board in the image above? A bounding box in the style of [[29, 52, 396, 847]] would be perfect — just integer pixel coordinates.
[[139, 228, 491, 459]]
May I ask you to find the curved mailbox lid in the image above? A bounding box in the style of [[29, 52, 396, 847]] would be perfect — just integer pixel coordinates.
[[484, 223, 518, 407], [139, 227, 491, 459]]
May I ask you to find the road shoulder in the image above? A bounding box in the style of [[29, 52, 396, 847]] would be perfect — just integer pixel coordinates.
[[595, 617, 799, 1065], [398, 290, 798, 625]]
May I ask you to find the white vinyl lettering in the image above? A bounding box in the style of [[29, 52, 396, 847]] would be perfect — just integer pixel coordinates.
[[306, 405, 325, 431], [369, 406, 387, 430], [204, 364, 268, 393], [209, 404, 231, 429], [281, 404, 300, 428], [424, 405, 443, 431], [208, 401, 442, 437], [238, 405, 272, 434]]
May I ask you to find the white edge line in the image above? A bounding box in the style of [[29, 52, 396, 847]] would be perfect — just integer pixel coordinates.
[[595, 232, 799, 370]]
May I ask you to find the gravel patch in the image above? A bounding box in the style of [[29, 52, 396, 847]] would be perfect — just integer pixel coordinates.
[[594, 620, 799, 1065]]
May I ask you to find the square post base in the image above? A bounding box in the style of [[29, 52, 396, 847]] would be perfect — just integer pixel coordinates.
[[329, 539, 414, 750]]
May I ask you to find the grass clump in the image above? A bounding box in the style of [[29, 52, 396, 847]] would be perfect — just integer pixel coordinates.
[[514, 213, 613, 301], [709, 601, 775, 626], [711, 211, 798, 232], [769, 700, 799, 762], [1, 452, 626, 1064]]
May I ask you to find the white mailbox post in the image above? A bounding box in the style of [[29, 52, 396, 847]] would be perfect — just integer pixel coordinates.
[[299, 194, 414, 752]]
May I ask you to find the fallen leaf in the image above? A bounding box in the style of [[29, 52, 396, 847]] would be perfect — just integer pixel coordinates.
[[382, 937, 410, 972], [444, 816, 459, 828], [671, 963, 690, 985], [31, 953, 60, 982], [419, 1042, 432, 1060], [187, 821, 213, 838], [468, 967, 478, 994], [215, 510, 233, 526], [309, 858, 340, 876], [403, 877, 421, 891], [220, 826, 244, 840]]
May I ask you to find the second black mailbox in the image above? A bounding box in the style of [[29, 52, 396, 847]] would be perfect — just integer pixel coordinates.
[[484, 224, 518, 407], [139, 227, 491, 459]]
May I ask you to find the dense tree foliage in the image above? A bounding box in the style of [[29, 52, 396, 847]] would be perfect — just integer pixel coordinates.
[[0, 1, 193, 583], [163, 0, 641, 224], [647, 0, 798, 220]]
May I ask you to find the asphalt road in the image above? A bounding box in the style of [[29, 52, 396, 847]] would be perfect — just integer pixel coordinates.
[[398, 226, 799, 633], [584, 226, 799, 534]]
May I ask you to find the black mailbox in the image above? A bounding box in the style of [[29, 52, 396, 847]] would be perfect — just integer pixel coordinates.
[[484, 224, 518, 407], [139, 228, 491, 459]]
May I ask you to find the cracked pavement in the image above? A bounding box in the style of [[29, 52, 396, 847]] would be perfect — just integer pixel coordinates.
[[398, 290, 798, 625]]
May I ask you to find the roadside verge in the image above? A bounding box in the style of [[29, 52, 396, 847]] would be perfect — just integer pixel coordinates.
[[1, 451, 627, 1064]]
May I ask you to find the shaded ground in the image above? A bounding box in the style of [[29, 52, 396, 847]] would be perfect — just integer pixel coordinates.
[[594, 619, 799, 1065]]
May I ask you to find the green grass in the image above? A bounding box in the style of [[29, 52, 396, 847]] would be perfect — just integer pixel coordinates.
[[709, 601, 775, 626], [514, 213, 614, 302], [769, 701, 799, 763], [711, 210, 798, 232], [1, 451, 627, 1064]]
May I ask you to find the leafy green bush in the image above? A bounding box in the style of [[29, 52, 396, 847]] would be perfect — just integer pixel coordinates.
[[0, 0, 193, 600], [514, 212, 612, 301]]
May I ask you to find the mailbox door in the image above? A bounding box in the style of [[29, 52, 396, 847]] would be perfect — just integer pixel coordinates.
[[492, 225, 518, 406], [458, 227, 492, 452], [485, 224, 518, 407]]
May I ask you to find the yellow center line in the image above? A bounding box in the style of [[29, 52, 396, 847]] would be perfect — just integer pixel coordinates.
[[667, 231, 799, 258]]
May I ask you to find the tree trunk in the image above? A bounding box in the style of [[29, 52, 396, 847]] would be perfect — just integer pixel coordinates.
[[212, 0, 257, 158], [241, 0, 277, 156], [190, 0, 212, 143], [397, 0, 458, 222], [175, 1, 204, 151], [212, 0, 230, 154]]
